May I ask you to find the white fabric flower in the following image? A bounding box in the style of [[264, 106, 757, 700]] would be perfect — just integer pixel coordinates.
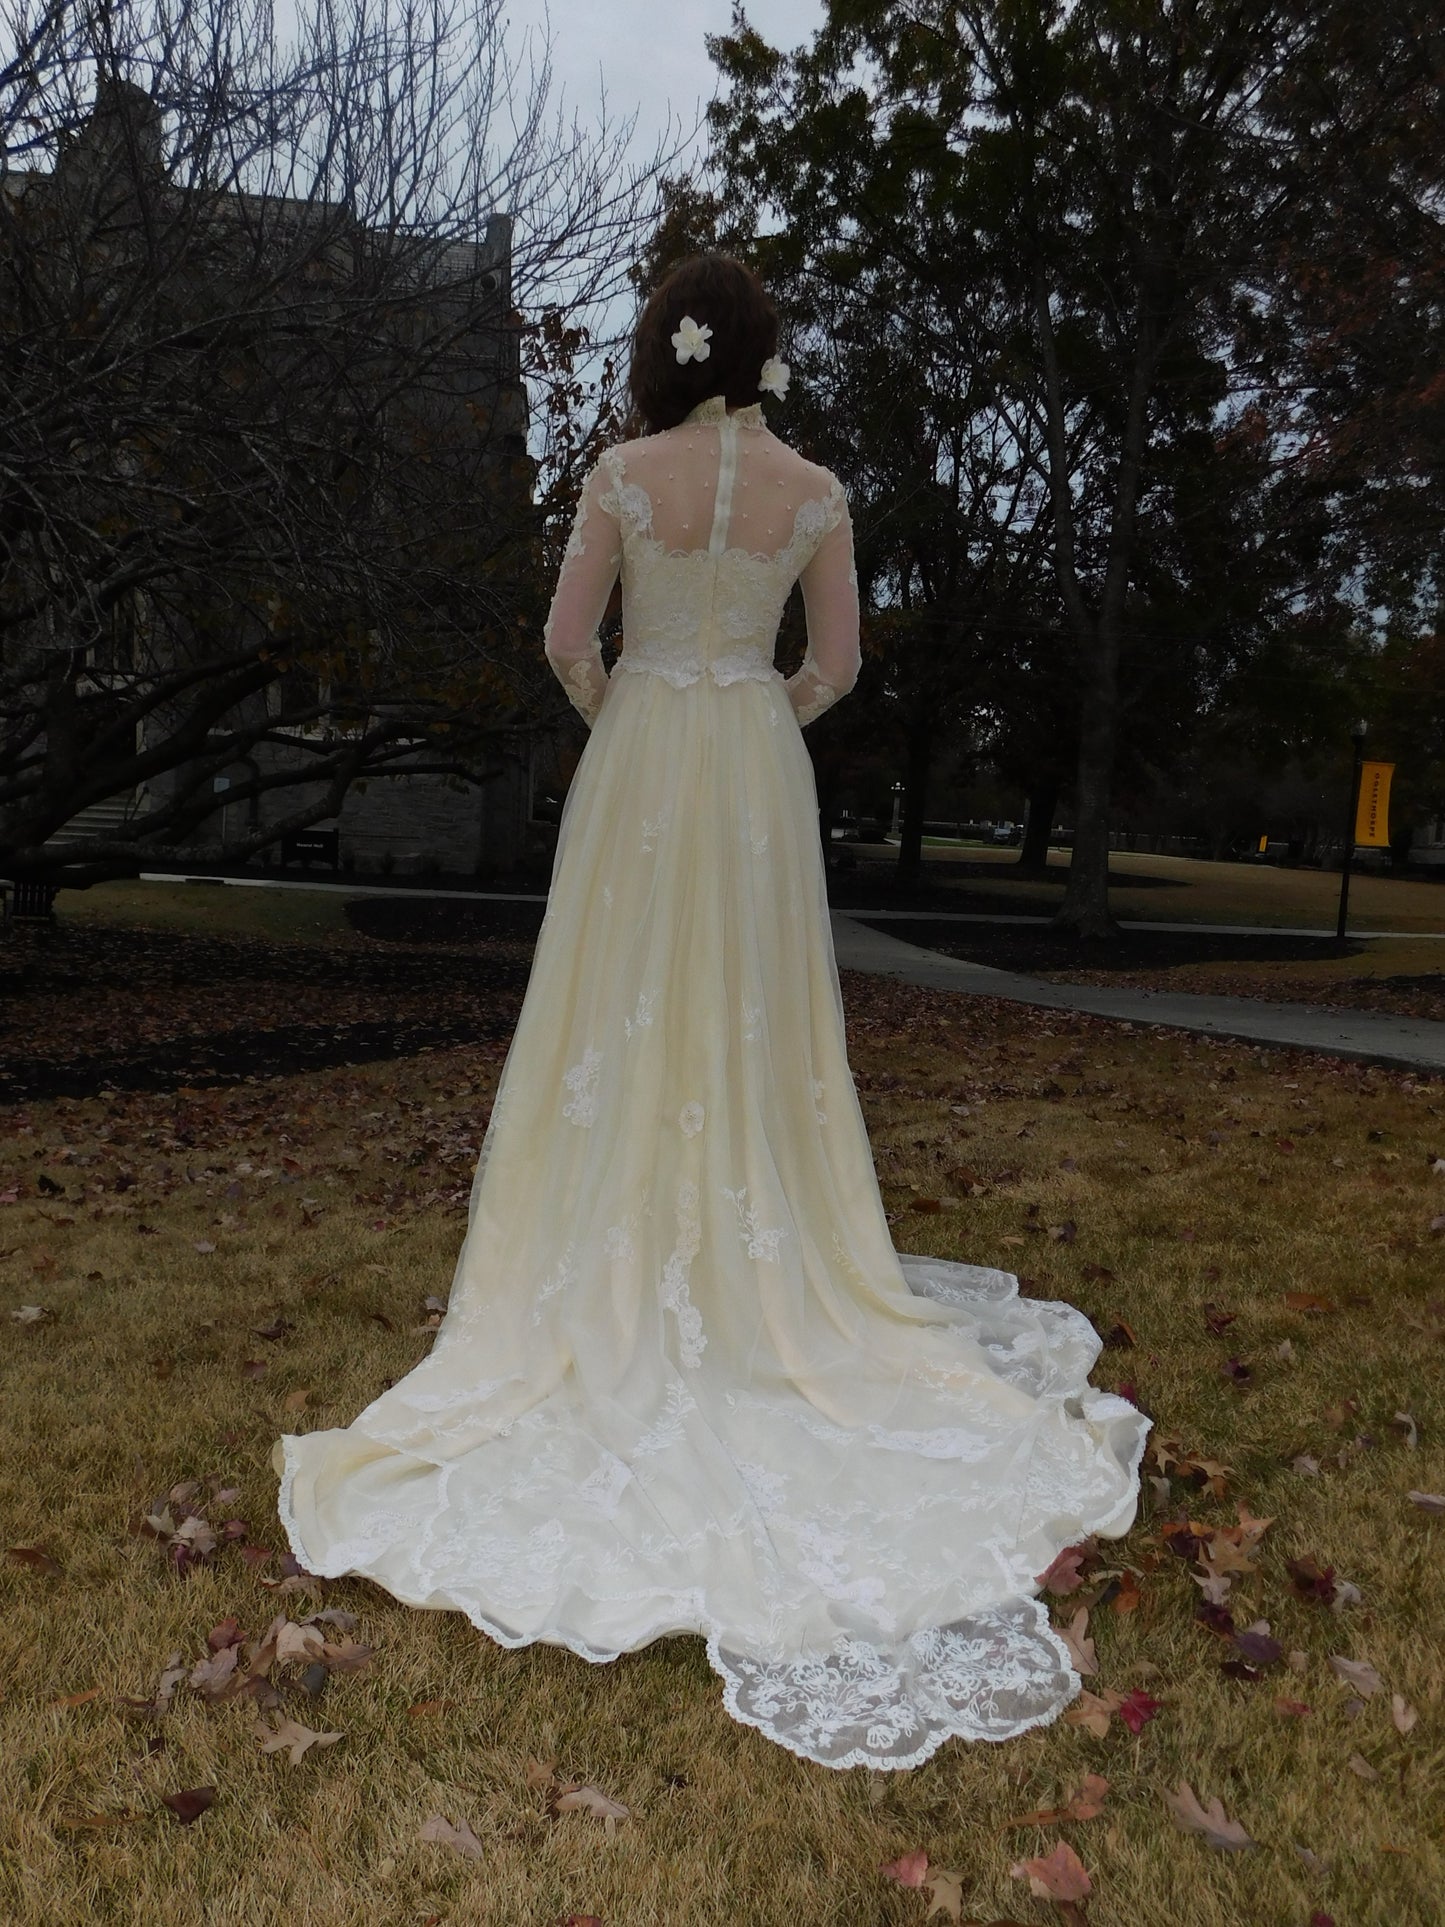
[[757, 356, 790, 398], [671, 316, 713, 365], [678, 1101, 705, 1137]]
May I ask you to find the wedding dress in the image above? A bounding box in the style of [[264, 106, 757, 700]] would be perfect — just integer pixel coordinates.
[[273, 394, 1150, 1771]]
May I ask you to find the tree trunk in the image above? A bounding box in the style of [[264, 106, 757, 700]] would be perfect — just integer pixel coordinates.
[[1016, 775, 1058, 874], [894, 707, 935, 891], [1054, 670, 1121, 938]]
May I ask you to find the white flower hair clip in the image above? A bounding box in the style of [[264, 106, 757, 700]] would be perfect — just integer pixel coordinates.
[[758, 356, 790, 399], [671, 315, 713, 365]]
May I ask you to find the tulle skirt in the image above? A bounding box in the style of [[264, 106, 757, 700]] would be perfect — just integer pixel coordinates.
[[274, 665, 1150, 1769]]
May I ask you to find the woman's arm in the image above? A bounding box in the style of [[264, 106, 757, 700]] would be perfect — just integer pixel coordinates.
[[786, 483, 861, 727], [542, 458, 623, 728]]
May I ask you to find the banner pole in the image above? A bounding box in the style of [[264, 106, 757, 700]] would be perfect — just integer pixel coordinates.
[[1336, 719, 1368, 941]]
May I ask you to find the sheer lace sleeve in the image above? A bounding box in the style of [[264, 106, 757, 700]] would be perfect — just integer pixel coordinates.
[[543, 456, 623, 728], [786, 482, 861, 727]]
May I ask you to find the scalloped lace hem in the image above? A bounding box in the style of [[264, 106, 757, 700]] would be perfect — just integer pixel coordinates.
[[271, 1260, 1152, 1772]]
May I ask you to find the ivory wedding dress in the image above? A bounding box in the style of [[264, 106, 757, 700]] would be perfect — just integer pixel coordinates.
[[274, 394, 1150, 1771]]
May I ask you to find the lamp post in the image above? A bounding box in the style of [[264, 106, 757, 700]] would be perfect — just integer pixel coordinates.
[[1336, 718, 1368, 941], [890, 780, 904, 838]]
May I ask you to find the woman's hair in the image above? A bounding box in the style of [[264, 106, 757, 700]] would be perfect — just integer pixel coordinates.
[[628, 252, 779, 433]]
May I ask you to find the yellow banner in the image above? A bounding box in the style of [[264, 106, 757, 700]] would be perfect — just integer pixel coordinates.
[[1354, 761, 1394, 848]]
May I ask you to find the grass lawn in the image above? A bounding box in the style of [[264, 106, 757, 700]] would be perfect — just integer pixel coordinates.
[[1, 894, 1443, 1925]]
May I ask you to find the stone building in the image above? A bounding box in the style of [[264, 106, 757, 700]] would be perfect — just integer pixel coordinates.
[[13, 77, 551, 882]]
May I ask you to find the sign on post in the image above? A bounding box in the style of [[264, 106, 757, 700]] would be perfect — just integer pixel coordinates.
[[1354, 761, 1394, 849]]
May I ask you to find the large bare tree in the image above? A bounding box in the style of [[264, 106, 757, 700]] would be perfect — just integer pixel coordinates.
[[1, 0, 674, 889]]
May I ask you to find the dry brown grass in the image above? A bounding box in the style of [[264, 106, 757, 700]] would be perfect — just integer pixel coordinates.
[[2, 959, 1443, 1926]]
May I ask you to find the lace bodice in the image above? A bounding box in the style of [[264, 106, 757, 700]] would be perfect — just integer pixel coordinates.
[[543, 395, 862, 728]]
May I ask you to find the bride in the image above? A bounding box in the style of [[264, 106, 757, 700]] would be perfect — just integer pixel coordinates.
[[274, 253, 1149, 1771]]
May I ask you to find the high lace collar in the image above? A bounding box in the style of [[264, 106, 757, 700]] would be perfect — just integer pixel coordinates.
[[682, 394, 765, 429]]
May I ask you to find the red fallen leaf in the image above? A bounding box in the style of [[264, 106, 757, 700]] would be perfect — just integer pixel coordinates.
[[1285, 1554, 1337, 1605], [52, 1687, 103, 1707], [1035, 1544, 1092, 1595], [252, 1318, 293, 1342], [1047, 1220, 1077, 1243], [1220, 1357, 1252, 1384], [1221, 1659, 1262, 1682], [1275, 1138, 1296, 1152], [879, 1849, 930, 1887], [1115, 1688, 1162, 1733], [1272, 1696, 1312, 1717], [1201, 1302, 1237, 1335], [239, 1545, 274, 1571], [160, 1786, 215, 1825], [1284, 1291, 1334, 1313], [1010, 1839, 1092, 1903], [1101, 1320, 1136, 1349], [1116, 1379, 1140, 1404], [207, 1617, 247, 1652], [240, 1360, 268, 1379], [1195, 1601, 1238, 1639], [1080, 1263, 1115, 1283], [6, 1545, 62, 1577]]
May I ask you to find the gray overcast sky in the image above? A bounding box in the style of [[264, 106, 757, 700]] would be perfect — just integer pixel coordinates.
[[508, 1, 824, 163]]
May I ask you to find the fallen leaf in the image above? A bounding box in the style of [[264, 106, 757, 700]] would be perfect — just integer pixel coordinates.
[[1328, 1655, 1383, 1697], [1163, 1780, 1255, 1851], [552, 1783, 631, 1835], [1391, 1694, 1418, 1735], [320, 1639, 374, 1675], [1003, 1773, 1110, 1829], [160, 1786, 215, 1825], [1035, 1544, 1091, 1595], [6, 1545, 62, 1577], [10, 1305, 52, 1324], [1009, 1839, 1091, 1903], [1406, 1490, 1445, 1513], [254, 1714, 343, 1765], [923, 1868, 968, 1922], [1285, 1554, 1337, 1603], [188, 1648, 240, 1699], [1063, 1688, 1122, 1738], [880, 1849, 930, 1887], [408, 1698, 459, 1718], [1116, 1688, 1163, 1734], [418, 1812, 486, 1861], [274, 1621, 326, 1666], [52, 1687, 102, 1708], [1347, 1753, 1380, 1781], [1057, 1606, 1097, 1677]]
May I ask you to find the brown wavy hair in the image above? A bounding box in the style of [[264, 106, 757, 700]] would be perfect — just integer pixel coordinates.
[[628, 253, 780, 434]]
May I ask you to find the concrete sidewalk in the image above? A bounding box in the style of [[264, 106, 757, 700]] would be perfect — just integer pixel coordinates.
[[830, 912, 1445, 1074], [128, 870, 1444, 1073]]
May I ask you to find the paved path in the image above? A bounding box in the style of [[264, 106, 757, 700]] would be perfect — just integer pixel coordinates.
[[830, 913, 1445, 1073], [132, 871, 1445, 1073]]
